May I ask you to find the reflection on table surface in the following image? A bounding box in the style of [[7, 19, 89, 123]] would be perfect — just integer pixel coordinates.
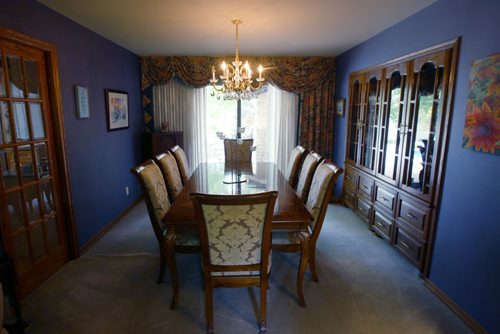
[[164, 162, 312, 227]]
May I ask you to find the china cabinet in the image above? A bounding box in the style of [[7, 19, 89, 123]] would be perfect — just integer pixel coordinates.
[[343, 39, 459, 275]]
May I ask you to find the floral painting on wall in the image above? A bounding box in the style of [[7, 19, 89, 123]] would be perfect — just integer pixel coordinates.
[[462, 54, 499, 155]]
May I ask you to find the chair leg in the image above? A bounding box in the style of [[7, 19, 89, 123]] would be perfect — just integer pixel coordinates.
[[295, 232, 310, 307], [157, 250, 167, 284], [205, 284, 214, 334], [166, 232, 179, 310], [309, 241, 319, 282], [259, 277, 268, 334]]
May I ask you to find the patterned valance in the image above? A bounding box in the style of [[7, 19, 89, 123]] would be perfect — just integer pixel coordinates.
[[140, 56, 336, 93], [140, 55, 336, 159]]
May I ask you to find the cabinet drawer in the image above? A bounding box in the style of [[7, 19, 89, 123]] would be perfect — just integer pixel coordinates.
[[372, 209, 393, 242], [374, 183, 397, 212], [357, 174, 374, 198], [394, 227, 426, 268], [355, 196, 372, 222], [396, 197, 430, 236], [343, 187, 355, 209], [344, 166, 357, 190]]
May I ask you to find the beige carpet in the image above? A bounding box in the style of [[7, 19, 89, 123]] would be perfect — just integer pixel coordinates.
[[22, 202, 472, 334]]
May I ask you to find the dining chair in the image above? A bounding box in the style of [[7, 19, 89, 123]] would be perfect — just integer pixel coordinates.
[[295, 152, 324, 202], [191, 191, 278, 334], [284, 145, 307, 189], [272, 162, 343, 306], [154, 152, 183, 203], [170, 145, 190, 185], [130, 160, 199, 308], [224, 138, 254, 163]]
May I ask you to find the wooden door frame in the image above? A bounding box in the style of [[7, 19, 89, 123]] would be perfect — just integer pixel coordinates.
[[0, 26, 79, 259]]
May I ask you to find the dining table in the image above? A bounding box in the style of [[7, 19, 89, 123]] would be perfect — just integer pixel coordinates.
[[163, 162, 313, 308]]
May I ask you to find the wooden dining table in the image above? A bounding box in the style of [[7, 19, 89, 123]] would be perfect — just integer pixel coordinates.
[[163, 162, 313, 308]]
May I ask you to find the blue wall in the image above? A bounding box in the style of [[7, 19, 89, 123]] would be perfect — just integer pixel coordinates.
[[0, 0, 142, 247], [334, 0, 500, 332]]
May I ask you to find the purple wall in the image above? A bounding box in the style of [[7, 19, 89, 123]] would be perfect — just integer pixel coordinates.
[[0, 0, 142, 247], [334, 0, 500, 332]]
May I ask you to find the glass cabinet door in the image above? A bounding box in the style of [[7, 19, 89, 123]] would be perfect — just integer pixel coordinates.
[[400, 51, 450, 200], [360, 73, 381, 171], [377, 64, 407, 184], [346, 75, 364, 163]]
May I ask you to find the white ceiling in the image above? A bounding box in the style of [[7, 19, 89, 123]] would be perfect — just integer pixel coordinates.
[[38, 0, 436, 57]]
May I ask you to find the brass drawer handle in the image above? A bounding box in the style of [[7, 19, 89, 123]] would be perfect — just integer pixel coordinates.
[[359, 207, 365, 212], [381, 197, 389, 202], [376, 222, 384, 228], [401, 241, 411, 249], [406, 212, 416, 219], [347, 175, 353, 180], [362, 185, 369, 189]]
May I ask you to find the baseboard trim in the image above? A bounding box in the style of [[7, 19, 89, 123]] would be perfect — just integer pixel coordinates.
[[80, 197, 143, 255], [424, 278, 487, 334]]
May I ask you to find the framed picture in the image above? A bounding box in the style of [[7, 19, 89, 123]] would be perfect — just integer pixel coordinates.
[[336, 98, 346, 117], [105, 89, 129, 131], [74, 85, 89, 119]]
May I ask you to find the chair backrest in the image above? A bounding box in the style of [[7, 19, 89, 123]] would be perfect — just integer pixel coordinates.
[[131, 160, 170, 242], [285, 145, 307, 189], [170, 145, 190, 185], [154, 152, 183, 203], [191, 191, 278, 276], [224, 139, 254, 163], [305, 162, 343, 239], [295, 152, 324, 202]]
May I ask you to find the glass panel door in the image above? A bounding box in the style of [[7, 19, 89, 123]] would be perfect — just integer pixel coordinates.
[[377, 67, 407, 184], [0, 38, 67, 295], [347, 76, 363, 163], [360, 75, 380, 171], [401, 53, 448, 200]]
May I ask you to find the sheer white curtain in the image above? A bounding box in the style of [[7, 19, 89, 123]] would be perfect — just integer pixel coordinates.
[[153, 80, 207, 170], [266, 84, 298, 172]]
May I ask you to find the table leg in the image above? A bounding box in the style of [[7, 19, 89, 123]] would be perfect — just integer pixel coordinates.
[[166, 230, 179, 309], [294, 231, 310, 307]]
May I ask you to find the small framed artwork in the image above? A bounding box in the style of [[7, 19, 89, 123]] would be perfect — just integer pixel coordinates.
[[336, 98, 346, 117], [74, 85, 89, 119], [105, 89, 129, 131]]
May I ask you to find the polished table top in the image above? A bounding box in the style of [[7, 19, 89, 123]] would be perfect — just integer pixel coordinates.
[[163, 162, 312, 230]]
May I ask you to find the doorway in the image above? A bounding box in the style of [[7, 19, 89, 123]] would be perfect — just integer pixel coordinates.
[[0, 28, 76, 298]]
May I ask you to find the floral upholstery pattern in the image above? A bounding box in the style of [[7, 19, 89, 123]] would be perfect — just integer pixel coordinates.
[[306, 164, 334, 231], [158, 153, 183, 201], [140, 163, 170, 231], [224, 139, 253, 163], [172, 147, 190, 183], [295, 154, 320, 202], [201, 203, 268, 267], [285, 146, 303, 187]]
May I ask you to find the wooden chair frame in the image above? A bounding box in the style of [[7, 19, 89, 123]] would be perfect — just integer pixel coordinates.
[[153, 152, 183, 203], [191, 191, 278, 334], [223, 138, 254, 163], [131, 160, 199, 309], [286, 145, 308, 189], [170, 145, 190, 185], [295, 152, 325, 202], [273, 162, 343, 306]]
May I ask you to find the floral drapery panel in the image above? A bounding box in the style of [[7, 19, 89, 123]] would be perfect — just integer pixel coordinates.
[[140, 56, 336, 158]]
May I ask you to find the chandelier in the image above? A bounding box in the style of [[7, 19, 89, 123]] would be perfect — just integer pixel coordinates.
[[210, 19, 265, 100]]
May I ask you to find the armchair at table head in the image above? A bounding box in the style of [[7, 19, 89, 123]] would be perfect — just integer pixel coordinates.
[[191, 191, 278, 334], [285, 145, 307, 189], [170, 145, 190, 185], [295, 152, 324, 202], [154, 152, 183, 203], [224, 138, 254, 163]]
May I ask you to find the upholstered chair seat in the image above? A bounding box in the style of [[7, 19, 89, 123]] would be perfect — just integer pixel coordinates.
[[285, 145, 307, 189], [272, 162, 343, 307], [154, 152, 184, 202], [191, 191, 277, 334], [295, 152, 324, 202], [131, 160, 199, 309], [224, 139, 254, 163], [170, 145, 190, 185]]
